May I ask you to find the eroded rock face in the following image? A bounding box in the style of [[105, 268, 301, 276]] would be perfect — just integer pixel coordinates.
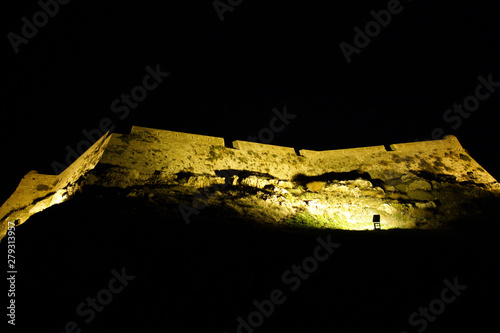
[[1, 126, 499, 239], [41, 167, 500, 231]]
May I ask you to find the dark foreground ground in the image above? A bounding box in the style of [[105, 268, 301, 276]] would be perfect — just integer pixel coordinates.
[[2, 191, 499, 333]]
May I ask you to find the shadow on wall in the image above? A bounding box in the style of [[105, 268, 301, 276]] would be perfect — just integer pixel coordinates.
[[214, 169, 276, 181], [210, 169, 385, 188], [291, 171, 385, 188]]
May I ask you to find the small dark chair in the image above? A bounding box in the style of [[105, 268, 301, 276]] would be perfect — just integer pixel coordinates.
[[373, 214, 381, 230]]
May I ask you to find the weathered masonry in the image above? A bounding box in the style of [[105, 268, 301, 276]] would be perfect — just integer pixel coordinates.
[[1, 126, 498, 236]]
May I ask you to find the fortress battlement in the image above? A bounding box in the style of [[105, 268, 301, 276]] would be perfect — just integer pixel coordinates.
[[94, 126, 486, 182], [0, 125, 497, 231]]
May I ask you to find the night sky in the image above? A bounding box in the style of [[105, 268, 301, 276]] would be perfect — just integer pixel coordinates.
[[1, 0, 500, 203]]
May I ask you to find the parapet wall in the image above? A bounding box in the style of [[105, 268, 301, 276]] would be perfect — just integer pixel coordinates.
[[232, 140, 297, 156], [0, 132, 114, 237], [294, 135, 472, 181], [131, 126, 225, 146], [299, 145, 387, 158], [96, 126, 496, 184], [390, 135, 464, 152]]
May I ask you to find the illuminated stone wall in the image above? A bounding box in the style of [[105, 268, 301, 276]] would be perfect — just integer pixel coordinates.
[[0, 133, 113, 234], [99, 126, 497, 184], [1, 125, 497, 236], [99, 127, 303, 180], [298, 135, 489, 183]]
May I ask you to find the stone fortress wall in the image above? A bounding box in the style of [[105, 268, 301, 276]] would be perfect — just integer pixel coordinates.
[[0, 133, 113, 230], [99, 126, 495, 184], [1, 125, 498, 234]]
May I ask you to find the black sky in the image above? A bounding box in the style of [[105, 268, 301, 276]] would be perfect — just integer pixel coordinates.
[[1, 0, 500, 203]]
